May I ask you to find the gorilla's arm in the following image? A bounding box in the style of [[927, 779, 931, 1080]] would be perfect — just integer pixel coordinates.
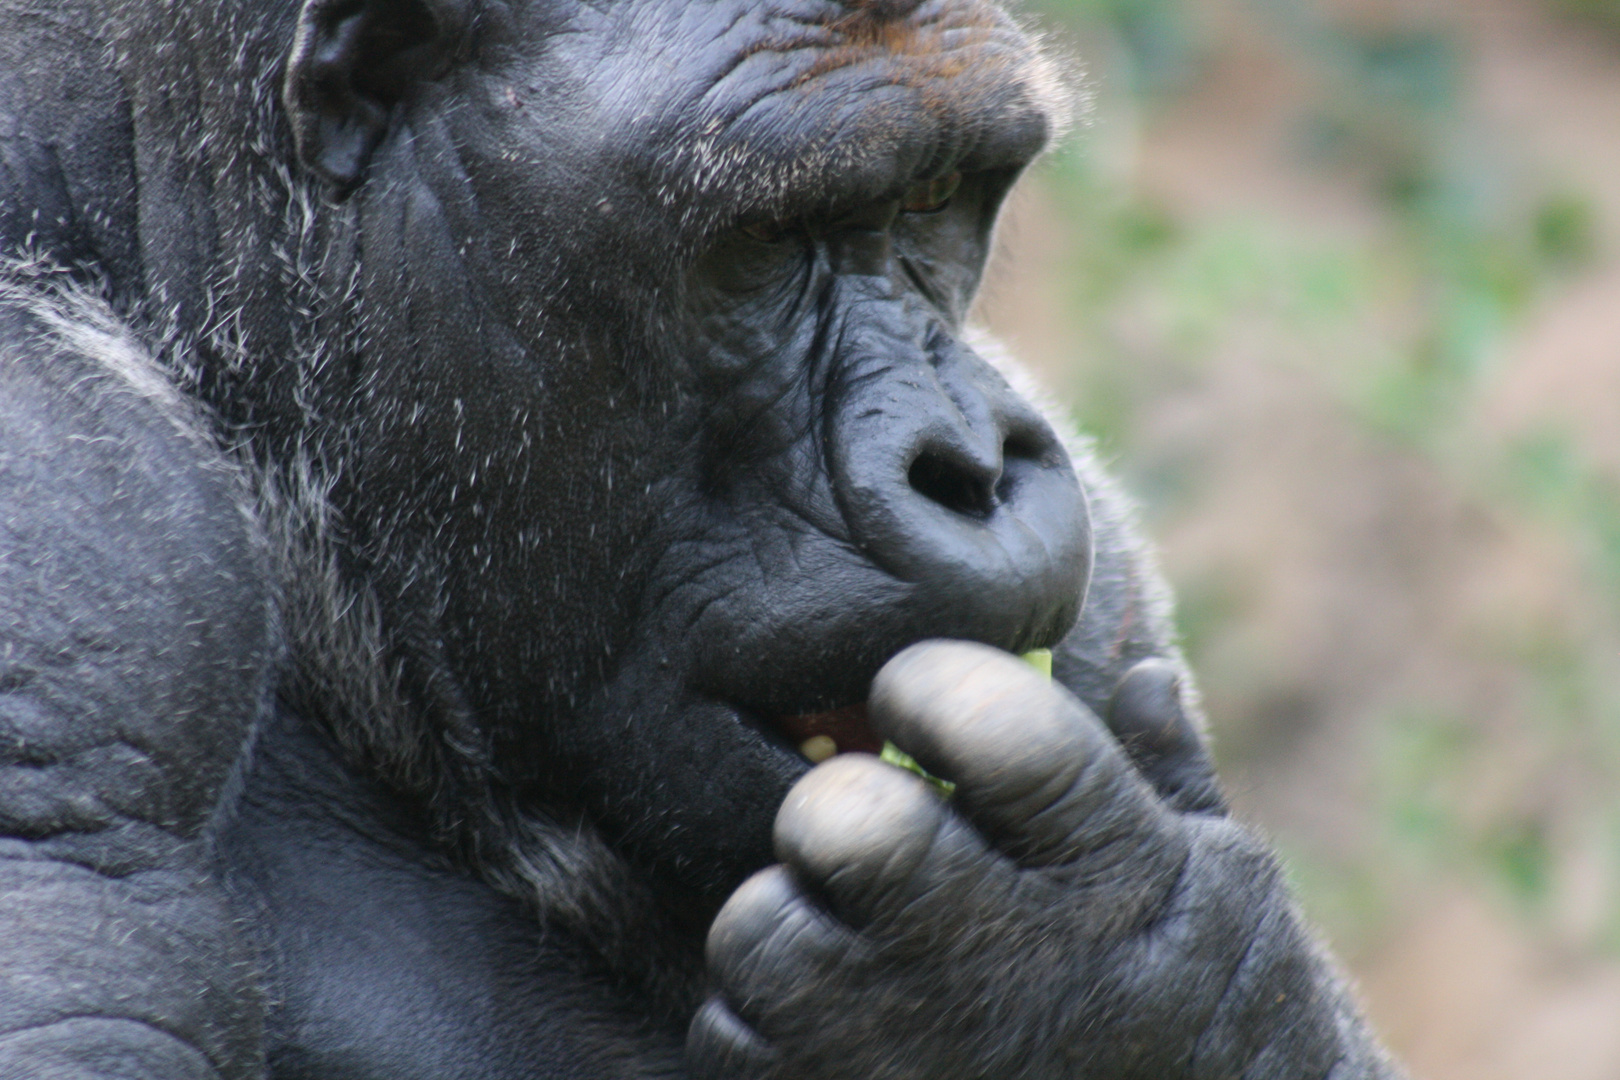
[[0, 285, 273, 1079]]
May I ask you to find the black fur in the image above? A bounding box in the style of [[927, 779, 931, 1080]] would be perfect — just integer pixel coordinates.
[[0, 1, 1402, 1077]]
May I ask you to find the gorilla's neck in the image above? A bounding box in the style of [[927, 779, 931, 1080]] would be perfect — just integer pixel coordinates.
[[101, 0, 712, 999], [258, 459, 706, 1012]]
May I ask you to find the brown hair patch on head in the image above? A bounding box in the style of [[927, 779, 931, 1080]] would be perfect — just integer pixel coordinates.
[[839, 0, 928, 22], [790, 4, 1010, 91]]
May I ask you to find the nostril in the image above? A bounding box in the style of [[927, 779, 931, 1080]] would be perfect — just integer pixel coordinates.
[[1003, 433, 1044, 462], [908, 452, 996, 519], [994, 434, 1044, 503]]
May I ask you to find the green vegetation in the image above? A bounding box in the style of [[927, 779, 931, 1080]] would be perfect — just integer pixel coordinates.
[[1008, 0, 1617, 959]]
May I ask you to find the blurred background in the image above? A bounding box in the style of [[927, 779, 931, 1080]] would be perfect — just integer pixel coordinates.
[[975, 0, 1620, 1075]]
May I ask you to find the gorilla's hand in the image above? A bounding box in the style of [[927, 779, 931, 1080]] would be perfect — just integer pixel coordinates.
[[688, 642, 1399, 1080]]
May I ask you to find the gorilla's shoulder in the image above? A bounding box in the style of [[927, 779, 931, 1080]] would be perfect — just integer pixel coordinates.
[[0, 273, 273, 855]]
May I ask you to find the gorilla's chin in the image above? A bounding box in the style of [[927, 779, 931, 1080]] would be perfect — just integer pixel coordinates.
[[554, 669, 813, 905]]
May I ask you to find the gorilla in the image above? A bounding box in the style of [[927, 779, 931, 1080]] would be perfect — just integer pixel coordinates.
[[0, 0, 1405, 1076]]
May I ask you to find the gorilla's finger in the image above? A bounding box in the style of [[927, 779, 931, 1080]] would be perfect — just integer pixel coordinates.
[[1106, 659, 1227, 815], [706, 865, 866, 1021], [687, 996, 778, 1080], [771, 754, 1001, 936], [868, 640, 1176, 868]]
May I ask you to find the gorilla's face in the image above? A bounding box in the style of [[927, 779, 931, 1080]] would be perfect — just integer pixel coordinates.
[[308, 0, 1088, 900]]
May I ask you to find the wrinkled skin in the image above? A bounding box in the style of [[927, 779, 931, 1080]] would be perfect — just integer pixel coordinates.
[[0, 0, 1403, 1077], [692, 645, 1379, 1079]]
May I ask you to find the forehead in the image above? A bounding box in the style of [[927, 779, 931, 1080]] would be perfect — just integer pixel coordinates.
[[532, 0, 1059, 221]]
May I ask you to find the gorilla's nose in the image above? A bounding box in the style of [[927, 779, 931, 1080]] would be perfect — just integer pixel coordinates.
[[828, 334, 1092, 650]]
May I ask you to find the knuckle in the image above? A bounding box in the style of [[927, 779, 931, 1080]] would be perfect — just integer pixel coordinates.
[[1108, 658, 1201, 761]]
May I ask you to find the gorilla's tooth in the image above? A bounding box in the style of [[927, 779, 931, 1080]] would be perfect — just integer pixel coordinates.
[[799, 735, 838, 763]]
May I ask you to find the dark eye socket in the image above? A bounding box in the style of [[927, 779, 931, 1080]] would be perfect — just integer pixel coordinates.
[[900, 172, 962, 214], [740, 219, 798, 244], [738, 174, 961, 240]]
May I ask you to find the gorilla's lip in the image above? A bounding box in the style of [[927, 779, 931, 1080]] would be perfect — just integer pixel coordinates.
[[771, 704, 882, 756]]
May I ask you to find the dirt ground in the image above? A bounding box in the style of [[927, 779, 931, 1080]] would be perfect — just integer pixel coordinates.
[[978, 0, 1620, 1075]]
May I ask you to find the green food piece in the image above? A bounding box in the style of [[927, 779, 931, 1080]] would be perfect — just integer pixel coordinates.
[[1021, 648, 1052, 679], [879, 741, 956, 797]]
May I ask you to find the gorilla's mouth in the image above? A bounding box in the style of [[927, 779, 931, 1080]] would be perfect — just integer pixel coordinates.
[[772, 704, 882, 761]]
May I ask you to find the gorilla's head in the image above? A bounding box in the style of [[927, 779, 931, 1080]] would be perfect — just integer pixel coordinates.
[[144, 0, 1088, 903]]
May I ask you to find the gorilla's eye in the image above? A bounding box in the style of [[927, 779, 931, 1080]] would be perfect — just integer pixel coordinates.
[[741, 219, 797, 244], [900, 172, 962, 215]]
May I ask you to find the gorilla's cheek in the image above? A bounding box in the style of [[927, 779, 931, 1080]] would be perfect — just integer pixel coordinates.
[[308, 0, 1082, 905]]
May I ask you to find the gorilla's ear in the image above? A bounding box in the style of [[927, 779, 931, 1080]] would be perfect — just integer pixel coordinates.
[[283, 0, 453, 191]]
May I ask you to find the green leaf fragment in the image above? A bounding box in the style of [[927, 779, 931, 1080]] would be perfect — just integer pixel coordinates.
[[879, 741, 956, 797], [1021, 648, 1053, 679]]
